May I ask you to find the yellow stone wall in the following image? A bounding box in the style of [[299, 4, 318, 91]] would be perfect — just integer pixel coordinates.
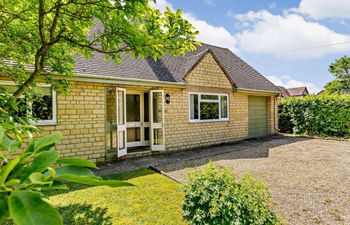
[[37, 82, 106, 162]]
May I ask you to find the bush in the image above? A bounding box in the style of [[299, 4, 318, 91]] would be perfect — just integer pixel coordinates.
[[182, 163, 281, 225], [278, 95, 350, 138]]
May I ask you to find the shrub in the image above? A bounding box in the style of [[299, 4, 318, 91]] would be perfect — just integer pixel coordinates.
[[182, 163, 281, 225], [278, 95, 350, 138]]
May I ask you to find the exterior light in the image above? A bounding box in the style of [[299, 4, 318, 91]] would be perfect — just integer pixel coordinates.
[[165, 93, 171, 104]]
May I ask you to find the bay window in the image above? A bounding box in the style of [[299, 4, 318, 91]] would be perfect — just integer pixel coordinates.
[[189, 92, 229, 122]]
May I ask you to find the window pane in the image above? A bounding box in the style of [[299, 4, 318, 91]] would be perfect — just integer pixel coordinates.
[[190, 94, 198, 120], [152, 92, 163, 123], [144, 92, 149, 122], [118, 90, 125, 125], [127, 128, 141, 142], [221, 95, 228, 118], [200, 102, 219, 120], [126, 94, 140, 122], [32, 88, 53, 120], [201, 94, 219, 100], [144, 127, 149, 141], [153, 128, 163, 145]]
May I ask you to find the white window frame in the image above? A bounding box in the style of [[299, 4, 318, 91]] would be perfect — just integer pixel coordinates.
[[188, 92, 229, 123], [0, 81, 57, 126]]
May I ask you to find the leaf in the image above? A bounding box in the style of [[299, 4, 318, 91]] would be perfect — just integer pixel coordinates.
[[56, 157, 97, 168], [33, 132, 62, 153], [40, 181, 68, 191], [29, 173, 51, 185], [55, 166, 94, 177], [56, 174, 134, 187], [0, 156, 20, 184], [8, 191, 62, 225], [21, 151, 59, 181], [0, 196, 8, 220], [0, 135, 21, 153]]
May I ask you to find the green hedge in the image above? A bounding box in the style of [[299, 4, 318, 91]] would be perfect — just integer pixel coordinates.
[[278, 95, 350, 138]]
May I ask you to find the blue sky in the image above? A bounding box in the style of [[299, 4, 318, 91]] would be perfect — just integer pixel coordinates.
[[153, 0, 350, 93]]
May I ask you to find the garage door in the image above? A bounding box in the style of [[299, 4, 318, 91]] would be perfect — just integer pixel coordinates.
[[248, 96, 267, 138]]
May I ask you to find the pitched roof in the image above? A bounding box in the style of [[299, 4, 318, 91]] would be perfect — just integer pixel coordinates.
[[287, 87, 309, 96], [73, 43, 279, 92], [277, 86, 290, 98]]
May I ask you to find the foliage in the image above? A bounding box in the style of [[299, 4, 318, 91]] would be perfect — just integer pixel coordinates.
[[0, 127, 132, 225], [324, 56, 350, 95], [0, 0, 199, 99], [278, 95, 350, 137], [182, 163, 281, 225], [0, 88, 41, 144]]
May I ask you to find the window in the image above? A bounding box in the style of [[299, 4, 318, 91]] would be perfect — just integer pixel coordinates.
[[1, 82, 57, 125], [189, 93, 229, 122]]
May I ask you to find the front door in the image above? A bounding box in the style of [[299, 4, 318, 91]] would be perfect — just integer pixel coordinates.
[[126, 91, 150, 148], [116, 88, 127, 157], [150, 90, 165, 151]]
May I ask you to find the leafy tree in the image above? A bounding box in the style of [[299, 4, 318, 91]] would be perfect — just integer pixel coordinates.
[[324, 56, 350, 94], [0, 0, 199, 99], [0, 127, 132, 225]]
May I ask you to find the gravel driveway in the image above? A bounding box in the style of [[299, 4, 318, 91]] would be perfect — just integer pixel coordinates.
[[155, 135, 350, 225]]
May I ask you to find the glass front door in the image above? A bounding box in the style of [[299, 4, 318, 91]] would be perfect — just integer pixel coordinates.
[[126, 91, 150, 148], [150, 90, 165, 151]]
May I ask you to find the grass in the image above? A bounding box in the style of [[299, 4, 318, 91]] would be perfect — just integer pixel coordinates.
[[48, 169, 188, 225]]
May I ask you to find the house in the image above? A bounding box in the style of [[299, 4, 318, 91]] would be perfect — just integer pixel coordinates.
[[277, 86, 309, 99], [0, 43, 280, 162]]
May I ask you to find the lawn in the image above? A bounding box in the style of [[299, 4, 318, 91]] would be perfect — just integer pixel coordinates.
[[48, 169, 187, 225], [1, 169, 187, 225]]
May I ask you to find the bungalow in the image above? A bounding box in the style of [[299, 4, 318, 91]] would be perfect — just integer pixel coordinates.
[[277, 86, 309, 99], [1, 43, 280, 162]]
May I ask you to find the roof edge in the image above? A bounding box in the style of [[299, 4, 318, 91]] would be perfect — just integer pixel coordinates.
[[54, 73, 188, 88], [235, 87, 280, 96]]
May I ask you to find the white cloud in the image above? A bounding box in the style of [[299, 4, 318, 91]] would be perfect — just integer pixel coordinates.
[[292, 0, 350, 19], [151, 0, 238, 52], [267, 75, 320, 94], [234, 10, 350, 59], [203, 0, 214, 6]]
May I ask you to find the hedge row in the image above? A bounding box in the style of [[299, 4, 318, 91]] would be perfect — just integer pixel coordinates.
[[278, 95, 350, 138]]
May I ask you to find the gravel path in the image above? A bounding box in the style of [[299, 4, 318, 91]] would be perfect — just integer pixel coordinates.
[[155, 136, 350, 225]]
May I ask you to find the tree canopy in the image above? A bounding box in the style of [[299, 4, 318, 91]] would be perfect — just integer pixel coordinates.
[[0, 0, 199, 99], [324, 56, 350, 95]]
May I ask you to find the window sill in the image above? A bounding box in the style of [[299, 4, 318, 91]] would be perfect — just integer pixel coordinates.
[[32, 121, 57, 126], [189, 119, 229, 123]]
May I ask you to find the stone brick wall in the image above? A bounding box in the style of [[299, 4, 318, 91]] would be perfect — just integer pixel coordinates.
[[163, 53, 277, 151], [38, 82, 106, 162], [184, 53, 233, 89]]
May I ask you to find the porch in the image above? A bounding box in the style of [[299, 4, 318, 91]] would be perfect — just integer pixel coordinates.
[[105, 87, 166, 159]]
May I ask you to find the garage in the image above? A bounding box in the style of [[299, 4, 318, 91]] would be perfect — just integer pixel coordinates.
[[248, 96, 267, 138]]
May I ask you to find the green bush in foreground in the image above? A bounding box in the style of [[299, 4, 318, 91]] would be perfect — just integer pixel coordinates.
[[182, 163, 281, 225], [278, 95, 350, 138], [0, 127, 132, 225]]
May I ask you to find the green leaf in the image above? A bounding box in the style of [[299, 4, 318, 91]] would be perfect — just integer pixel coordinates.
[[56, 174, 133, 187], [40, 181, 68, 191], [0, 156, 20, 184], [33, 132, 62, 152], [55, 166, 94, 177], [0, 196, 8, 220], [8, 191, 62, 225], [29, 173, 51, 185], [0, 135, 21, 153], [56, 157, 97, 168], [21, 151, 59, 181]]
